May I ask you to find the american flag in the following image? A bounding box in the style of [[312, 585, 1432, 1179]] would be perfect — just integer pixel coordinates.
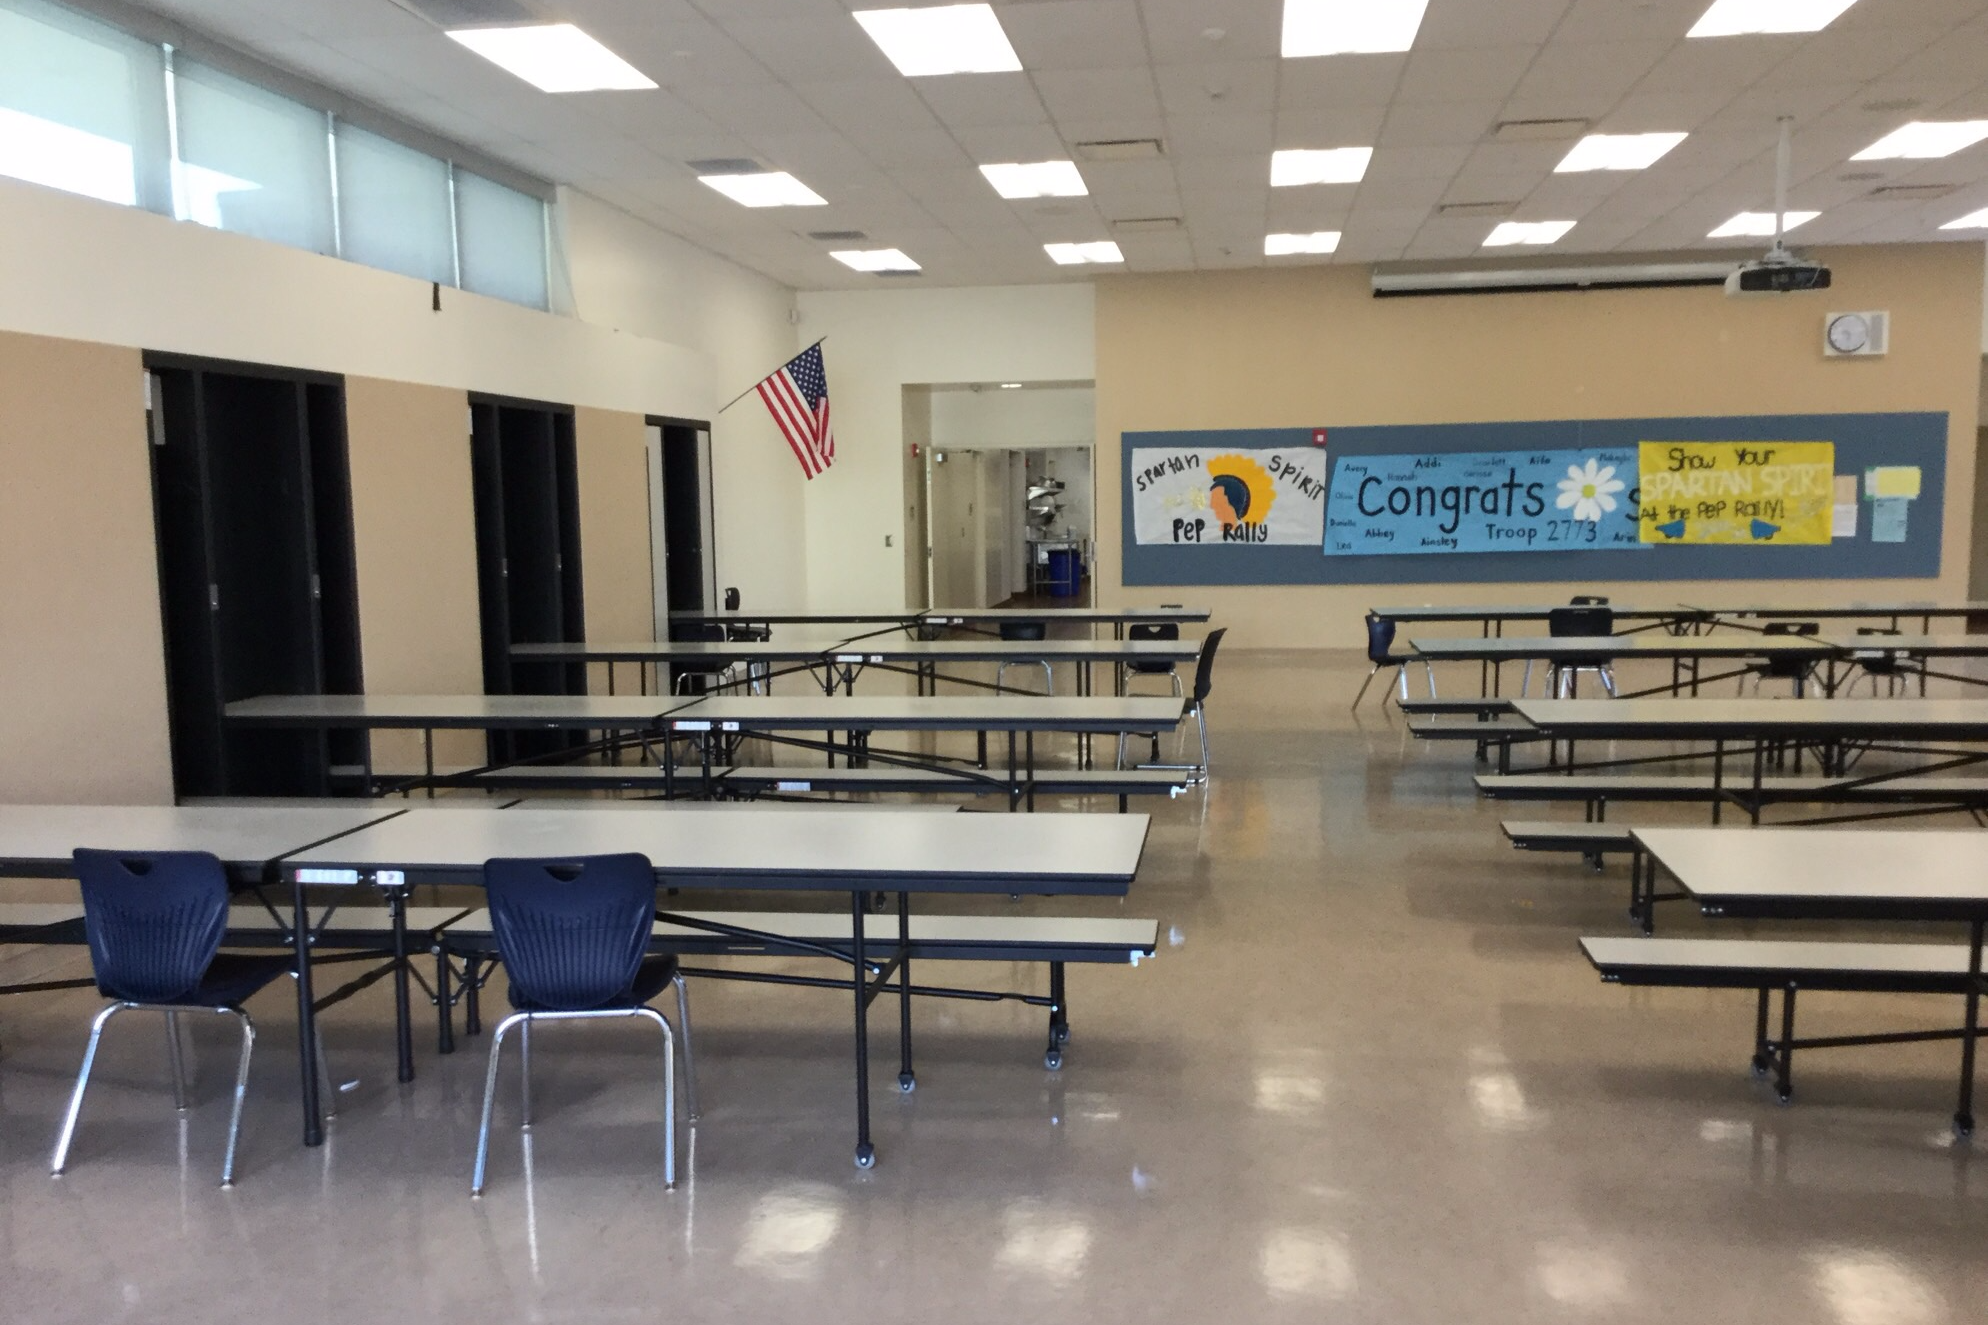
[[755, 343, 835, 479]]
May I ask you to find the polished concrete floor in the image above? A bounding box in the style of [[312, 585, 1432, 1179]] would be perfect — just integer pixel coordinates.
[[3, 648, 1985, 1324]]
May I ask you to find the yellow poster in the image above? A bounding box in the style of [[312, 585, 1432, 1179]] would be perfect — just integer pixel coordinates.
[[1637, 441, 1834, 544]]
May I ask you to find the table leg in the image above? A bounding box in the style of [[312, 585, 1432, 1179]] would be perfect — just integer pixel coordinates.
[[1957, 918, 1983, 1138], [290, 870, 324, 1147], [851, 891, 875, 1169], [1008, 732, 1020, 812], [1711, 739, 1725, 826], [389, 886, 414, 1083], [896, 892, 915, 1094], [1026, 732, 1036, 812], [436, 947, 454, 1055]]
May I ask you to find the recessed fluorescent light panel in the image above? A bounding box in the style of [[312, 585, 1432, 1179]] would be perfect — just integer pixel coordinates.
[[1271, 147, 1373, 186], [979, 161, 1087, 199], [1688, 0, 1860, 38], [1044, 242, 1123, 266], [1939, 207, 1988, 230], [1282, 0, 1430, 56], [1852, 121, 1988, 160], [1708, 210, 1819, 237], [698, 171, 827, 207], [1483, 220, 1576, 247], [853, 4, 1022, 76], [1554, 132, 1687, 173], [446, 24, 656, 92], [832, 248, 920, 272], [1265, 231, 1341, 255]]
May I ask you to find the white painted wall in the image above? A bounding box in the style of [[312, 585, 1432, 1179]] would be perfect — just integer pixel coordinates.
[[794, 284, 1095, 613], [0, 175, 806, 610], [930, 384, 1094, 448], [560, 190, 805, 612]]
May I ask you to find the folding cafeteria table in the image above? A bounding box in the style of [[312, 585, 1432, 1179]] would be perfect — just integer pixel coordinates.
[[1510, 698, 1988, 822], [1634, 826, 1988, 1137], [280, 804, 1152, 1167]]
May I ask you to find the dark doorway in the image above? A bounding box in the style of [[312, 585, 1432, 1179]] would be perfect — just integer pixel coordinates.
[[470, 394, 585, 763], [656, 419, 713, 615], [147, 355, 363, 798]]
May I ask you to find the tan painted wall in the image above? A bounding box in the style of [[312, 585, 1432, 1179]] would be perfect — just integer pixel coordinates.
[[1095, 244, 1988, 648], [575, 407, 655, 693], [344, 377, 483, 774], [0, 331, 172, 803]]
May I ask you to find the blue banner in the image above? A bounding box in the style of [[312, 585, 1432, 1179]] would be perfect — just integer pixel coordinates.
[[1324, 448, 1644, 556]]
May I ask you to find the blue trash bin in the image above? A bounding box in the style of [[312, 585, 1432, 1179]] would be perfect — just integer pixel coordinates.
[[1046, 548, 1080, 597]]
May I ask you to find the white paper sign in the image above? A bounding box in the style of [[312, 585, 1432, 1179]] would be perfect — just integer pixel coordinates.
[[1132, 447, 1326, 546]]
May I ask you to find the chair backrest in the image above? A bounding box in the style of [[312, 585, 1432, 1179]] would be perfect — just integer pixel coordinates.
[[72, 849, 230, 1003], [484, 854, 657, 1012], [1191, 627, 1226, 704], [1763, 621, 1819, 636], [724, 587, 741, 611], [999, 620, 1047, 641], [1364, 613, 1397, 665], [1548, 606, 1613, 638], [1127, 621, 1179, 673], [1569, 595, 1610, 606], [668, 621, 727, 644]]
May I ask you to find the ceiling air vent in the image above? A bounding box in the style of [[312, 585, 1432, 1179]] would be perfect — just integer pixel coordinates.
[[1437, 201, 1517, 219], [1490, 118, 1588, 143], [875, 270, 924, 279], [1111, 216, 1182, 234], [1866, 183, 1955, 201], [808, 230, 869, 242], [1074, 138, 1165, 162], [685, 157, 765, 175], [387, 0, 538, 28]]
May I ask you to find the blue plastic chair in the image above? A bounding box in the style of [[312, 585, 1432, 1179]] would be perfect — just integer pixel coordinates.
[[996, 619, 1053, 694], [472, 853, 693, 1196], [54, 849, 300, 1187], [1352, 613, 1434, 710]]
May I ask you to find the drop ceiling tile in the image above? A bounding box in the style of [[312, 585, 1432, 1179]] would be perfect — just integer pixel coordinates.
[[710, 17, 897, 83], [1553, 0, 1703, 43], [1378, 101, 1503, 148], [1166, 113, 1275, 157], [1080, 157, 1181, 196], [671, 81, 837, 137], [793, 80, 945, 134], [1275, 105, 1390, 146], [1032, 67, 1165, 123], [1153, 60, 1279, 118], [1000, 0, 1151, 72], [1511, 41, 1673, 102], [1599, 89, 1730, 134], [862, 128, 975, 171], [913, 73, 1051, 128], [1277, 55, 1407, 110], [949, 122, 1074, 164], [1138, 0, 1278, 64], [1397, 46, 1539, 105], [1363, 144, 1474, 181], [1418, 0, 1573, 48]]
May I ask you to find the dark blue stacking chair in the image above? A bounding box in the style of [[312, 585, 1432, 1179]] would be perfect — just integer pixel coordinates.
[[1352, 612, 1434, 710], [996, 619, 1053, 694], [472, 853, 694, 1196], [54, 849, 300, 1187]]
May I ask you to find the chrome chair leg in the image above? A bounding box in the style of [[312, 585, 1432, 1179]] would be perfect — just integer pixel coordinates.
[[1522, 660, 1534, 697], [472, 1012, 525, 1197], [51, 1002, 125, 1177], [1424, 661, 1438, 697], [219, 1010, 255, 1188], [1600, 667, 1618, 697], [519, 1017, 533, 1130], [1194, 705, 1210, 782], [1352, 665, 1380, 710], [673, 973, 700, 1121], [636, 1007, 678, 1189], [165, 1010, 188, 1111]]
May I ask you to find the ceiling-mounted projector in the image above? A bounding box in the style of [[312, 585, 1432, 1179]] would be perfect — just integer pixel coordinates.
[[1725, 116, 1830, 297], [1726, 255, 1831, 295]]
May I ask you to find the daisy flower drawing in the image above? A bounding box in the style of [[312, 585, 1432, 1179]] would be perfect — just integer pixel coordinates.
[[1556, 458, 1625, 523]]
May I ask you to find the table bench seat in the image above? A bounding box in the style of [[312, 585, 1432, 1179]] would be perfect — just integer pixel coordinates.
[[1407, 716, 1542, 742], [1395, 698, 1514, 717], [444, 761, 1190, 805], [1475, 773, 1988, 805], [1500, 820, 1638, 852]]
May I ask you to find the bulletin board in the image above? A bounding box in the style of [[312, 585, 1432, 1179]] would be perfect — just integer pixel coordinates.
[[1120, 412, 1946, 586]]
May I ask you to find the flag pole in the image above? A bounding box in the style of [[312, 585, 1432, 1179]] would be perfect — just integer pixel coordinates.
[[718, 335, 829, 414]]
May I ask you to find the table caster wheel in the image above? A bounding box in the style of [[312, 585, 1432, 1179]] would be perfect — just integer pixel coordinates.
[[854, 1143, 876, 1169], [1053, 1025, 1070, 1047], [1044, 1048, 1063, 1071], [1955, 1113, 1975, 1139], [1775, 1087, 1792, 1106], [1749, 1055, 1768, 1078], [898, 1072, 916, 1093]]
